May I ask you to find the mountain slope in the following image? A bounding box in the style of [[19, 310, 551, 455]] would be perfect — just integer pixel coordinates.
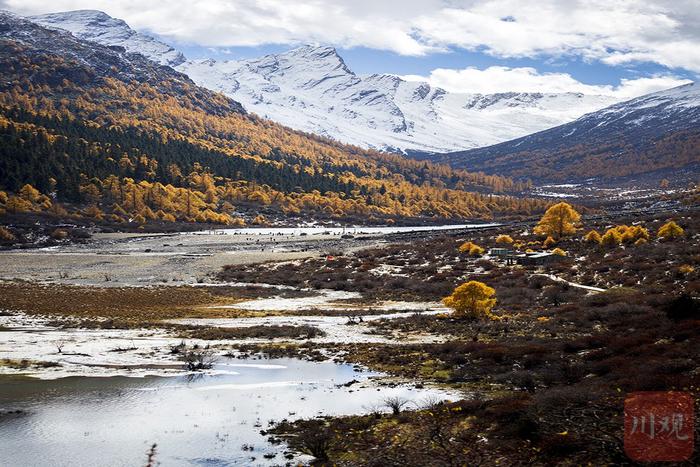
[[425, 83, 700, 184], [0, 11, 549, 224], [31, 10, 185, 67], [180, 49, 616, 153], [24, 10, 618, 154]]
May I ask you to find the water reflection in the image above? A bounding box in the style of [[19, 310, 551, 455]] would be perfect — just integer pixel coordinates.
[[0, 357, 455, 466]]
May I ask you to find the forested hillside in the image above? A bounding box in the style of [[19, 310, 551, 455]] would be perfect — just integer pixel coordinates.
[[0, 13, 549, 225], [424, 83, 700, 185]]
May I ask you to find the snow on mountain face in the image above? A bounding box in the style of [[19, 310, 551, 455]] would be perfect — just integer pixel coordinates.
[[179, 48, 618, 153], [31, 10, 185, 67], [427, 82, 700, 183], [26, 10, 619, 153]]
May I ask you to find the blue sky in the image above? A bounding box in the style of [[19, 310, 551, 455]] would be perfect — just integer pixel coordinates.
[[6, 0, 700, 97], [176, 41, 697, 87]]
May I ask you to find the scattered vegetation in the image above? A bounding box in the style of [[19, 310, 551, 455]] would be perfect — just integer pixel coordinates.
[[442, 280, 497, 320], [458, 241, 484, 256], [657, 220, 684, 240], [180, 325, 325, 340], [0, 40, 551, 226], [533, 202, 581, 239], [180, 345, 217, 371], [0, 282, 267, 324]]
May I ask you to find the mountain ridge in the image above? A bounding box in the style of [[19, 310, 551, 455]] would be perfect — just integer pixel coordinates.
[[31, 9, 186, 67], [423, 82, 700, 184], [0, 11, 550, 226], [24, 9, 619, 153]]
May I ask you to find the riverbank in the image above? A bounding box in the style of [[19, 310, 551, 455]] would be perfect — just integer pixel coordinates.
[[1, 211, 697, 465]]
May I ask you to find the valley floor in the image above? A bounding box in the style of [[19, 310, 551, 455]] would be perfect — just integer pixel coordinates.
[[0, 210, 698, 465]]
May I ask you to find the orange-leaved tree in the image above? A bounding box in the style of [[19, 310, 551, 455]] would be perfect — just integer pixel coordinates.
[[657, 221, 684, 240], [533, 202, 581, 239], [458, 241, 485, 257], [443, 281, 496, 320], [584, 230, 601, 244], [495, 234, 513, 244]]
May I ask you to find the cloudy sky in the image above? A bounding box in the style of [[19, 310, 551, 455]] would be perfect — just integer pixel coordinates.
[[3, 0, 698, 98]]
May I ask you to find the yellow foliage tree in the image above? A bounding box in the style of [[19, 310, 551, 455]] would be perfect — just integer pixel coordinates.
[[443, 281, 497, 320], [543, 236, 556, 248], [609, 225, 650, 243], [83, 205, 104, 220], [584, 230, 601, 244], [600, 229, 621, 247], [533, 202, 581, 239], [495, 234, 513, 244], [551, 248, 567, 256], [19, 184, 41, 203], [0, 226, 15, 242], [5, 196, 33, 213], [458, 241, 485, 257], [657, 221, 684, 240]]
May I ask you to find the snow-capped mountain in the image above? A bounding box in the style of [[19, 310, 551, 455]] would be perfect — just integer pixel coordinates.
[[179, 49, 617, 153], [0, 10, 243, 116], [426, 82, 700, 183], [25, 10, 619, 153], [31, 10, 185, 67]]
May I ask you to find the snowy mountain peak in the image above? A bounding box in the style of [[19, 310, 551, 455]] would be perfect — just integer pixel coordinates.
[[288, 45, 343, 61], [181, 45, 619, 152], [30, 9, 186, 67], [428, 79, 700, 184], [621, 81, 699, 109], [37, 9, 114, 23], [22, 9, 622, 153]]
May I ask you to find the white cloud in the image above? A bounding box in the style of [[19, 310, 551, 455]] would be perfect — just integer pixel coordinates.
[[3, 0, 700, 73], [402, 67, 691, 99]]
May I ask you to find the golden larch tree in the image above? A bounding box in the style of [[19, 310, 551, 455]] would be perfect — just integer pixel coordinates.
[[495, 234, 513, 244], [443, 281, 497, 320], [657, 221, 684, 240], [584, 230, 601, 244], [600, 229, 621, 247], [534, 202, 581, 239]]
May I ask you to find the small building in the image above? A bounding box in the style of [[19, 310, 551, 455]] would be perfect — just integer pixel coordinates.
[[489, 248, 512, 257], [516, 252, 565, 266]]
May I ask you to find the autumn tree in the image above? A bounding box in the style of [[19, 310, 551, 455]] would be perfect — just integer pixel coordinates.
[[600, 229, 621, 247], [19, 183, 41, 203], [533, 202, 581, 239], [443, 281, 497, 320], [657, 221, 684, 240], [0, 226, 15, 242], [584, 230, 601, 244], [5, 195, 32, 213], [495, 234, 513, 244], [543, 236, 556, 248], [458, 241, 485, 257]]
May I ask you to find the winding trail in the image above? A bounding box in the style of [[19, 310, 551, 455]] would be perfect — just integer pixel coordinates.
[[534, 273, 606, 293]]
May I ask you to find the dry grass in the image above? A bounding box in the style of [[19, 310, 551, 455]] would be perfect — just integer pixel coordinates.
[[0, 281, 258, 322]]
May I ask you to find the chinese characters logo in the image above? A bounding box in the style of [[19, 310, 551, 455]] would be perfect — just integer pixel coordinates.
[[624, 391, 694, 461]]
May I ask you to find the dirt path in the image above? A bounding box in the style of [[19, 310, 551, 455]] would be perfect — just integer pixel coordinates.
[[534, 273, 606, 293]]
